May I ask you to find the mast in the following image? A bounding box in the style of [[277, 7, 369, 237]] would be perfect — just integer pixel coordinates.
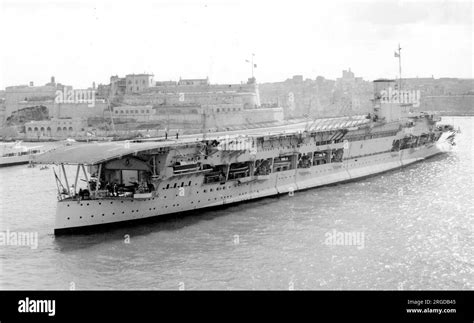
[[202, 107, 206, 142], [107, 98, 116, 133], [397, 44, 402, 92], [251, 53, 255, 78], [246, 53, 256, 79]]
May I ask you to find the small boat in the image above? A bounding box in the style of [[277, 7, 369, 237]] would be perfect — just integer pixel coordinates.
[[173, 161, 201, 174], [0, 142, 45, 167]]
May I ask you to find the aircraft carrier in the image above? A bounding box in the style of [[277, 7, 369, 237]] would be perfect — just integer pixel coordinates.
[[36, 79, 457, 234]]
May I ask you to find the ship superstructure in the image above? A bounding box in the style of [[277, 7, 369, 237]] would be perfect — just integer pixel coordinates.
[[36, 80, 457, 234]]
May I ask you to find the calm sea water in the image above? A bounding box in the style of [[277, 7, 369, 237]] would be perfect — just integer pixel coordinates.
[[0, 117, 472, 290]]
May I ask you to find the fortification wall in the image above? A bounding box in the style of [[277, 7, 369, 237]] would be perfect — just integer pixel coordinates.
[[419, 95, 474, 115]]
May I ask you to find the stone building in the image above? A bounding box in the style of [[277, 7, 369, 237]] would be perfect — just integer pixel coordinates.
[[125, 74, 154, 94], [113, 105, 154, 122], [4, 76, 66, 117], [24, 118, 87, 138], [178, 78, 209, 86]]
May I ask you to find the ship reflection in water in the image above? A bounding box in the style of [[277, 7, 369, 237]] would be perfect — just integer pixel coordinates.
[[0, 117, 472, 290]]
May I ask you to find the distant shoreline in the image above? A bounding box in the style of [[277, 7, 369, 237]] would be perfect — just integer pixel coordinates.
[[439, 112, 474, 116]]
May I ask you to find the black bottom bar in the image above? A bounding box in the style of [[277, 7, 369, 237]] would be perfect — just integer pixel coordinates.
[[0, 291, 472, 321]]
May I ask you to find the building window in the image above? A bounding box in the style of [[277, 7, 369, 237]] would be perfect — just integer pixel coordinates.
[[27, 127, 32, 132], [115, 111, 119, 114], [68, 127, 73, 132]]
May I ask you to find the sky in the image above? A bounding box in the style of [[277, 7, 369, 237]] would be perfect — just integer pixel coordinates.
[[0, 0, 472, 89]]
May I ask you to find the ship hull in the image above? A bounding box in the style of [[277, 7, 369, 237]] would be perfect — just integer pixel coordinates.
[[0, 160, 31, 167], [0, 155, 33, 167], [54, 137, 452, 235]]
